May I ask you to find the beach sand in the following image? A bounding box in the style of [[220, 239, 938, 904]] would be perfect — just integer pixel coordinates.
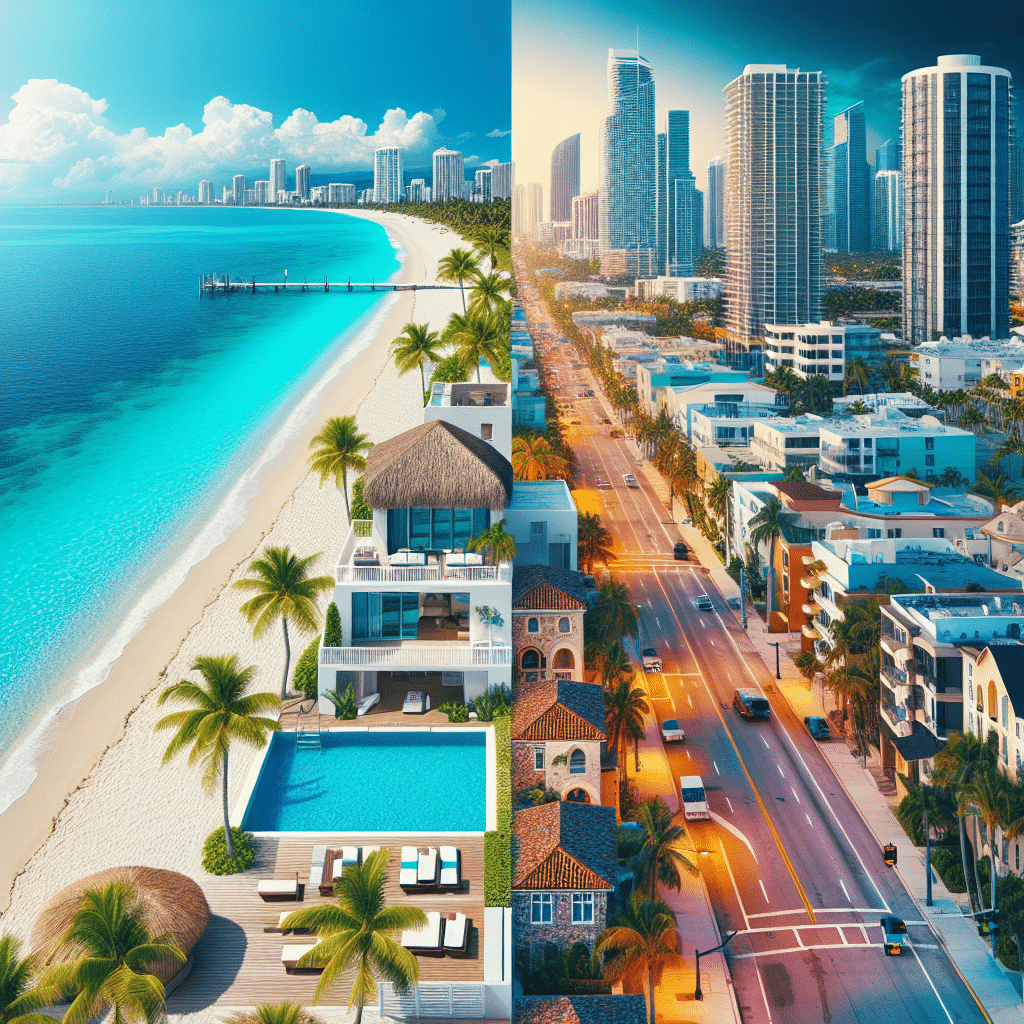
[[0, 210, 467, 944]]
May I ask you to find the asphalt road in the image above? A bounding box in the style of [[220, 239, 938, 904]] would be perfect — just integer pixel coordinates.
[[520, 282, 988, 1023]]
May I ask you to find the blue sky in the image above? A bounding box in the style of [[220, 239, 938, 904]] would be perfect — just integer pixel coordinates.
[[513, 0, 1022, 201], [0, 0, 511, 201]]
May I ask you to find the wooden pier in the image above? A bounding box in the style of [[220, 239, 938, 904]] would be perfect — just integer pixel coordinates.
[[199, 272, 459, 296]]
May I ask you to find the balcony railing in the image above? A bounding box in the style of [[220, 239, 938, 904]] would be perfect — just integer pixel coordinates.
[[335, 563, 512, 584], [320, 643, 512, 668]]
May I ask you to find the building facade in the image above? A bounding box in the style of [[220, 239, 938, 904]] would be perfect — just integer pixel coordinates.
[[474, 168, 492, 203], [373, 147, 403, 204], [492, 161, 514, 201], [873, 170, 902, 251], [763, 321, 846, 382], [197, 179, 211, 204], [657, 110, 702, 277], [902, 54, 1012, 344], [550, 134, 580, 223], [432, 147, 464, 203], [295, 164, 310, 200], [707, 155, 725, 248], [269, 159, 285, 203], [829, 102, 870, 253], [723, 65, 825, 372]]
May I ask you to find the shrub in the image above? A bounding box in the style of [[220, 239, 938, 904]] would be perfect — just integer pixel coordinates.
[[930, 847, 967, 893], [324, 602, 342, 647], [495, 716, 511, 834], [484, 829, 511, 907], [439, 700, 470, 723], [350, 477, 372, 521], [325, 683, 357, 720], [472, 684, 513, 721], [293, 637, 320, 701], [202, 826, 258, 875], [522, 787, 561, 806]]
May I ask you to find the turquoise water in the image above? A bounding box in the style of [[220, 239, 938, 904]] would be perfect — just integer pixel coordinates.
[[0, 207, 400, 808], [241, 731, 487, 832]]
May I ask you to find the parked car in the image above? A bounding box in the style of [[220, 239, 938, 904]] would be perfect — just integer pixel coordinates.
[[673, 541, 689, 560], [661, 718, 685, 743], [641, 646, 662, 672], [595, 477, 611, 489], [679, 775, 710, 820], [691, 595, 714, 611], [804, 715, 830, 740]]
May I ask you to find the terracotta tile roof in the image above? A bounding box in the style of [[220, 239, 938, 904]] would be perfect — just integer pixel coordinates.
[[513, 565, 589, 610], [512, 680, 606, 741], [514, 996, 648, 1024], [513, 802, 617, 891]]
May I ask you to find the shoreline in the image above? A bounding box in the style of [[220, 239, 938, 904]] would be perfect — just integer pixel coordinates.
[[0, 210, 464, 917]]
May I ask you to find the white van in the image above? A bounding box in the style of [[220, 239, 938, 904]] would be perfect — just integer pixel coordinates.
[[679, 775, 710, 820]]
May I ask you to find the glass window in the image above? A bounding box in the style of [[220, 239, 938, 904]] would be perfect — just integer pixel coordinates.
[[351, 593, 418, 640], [933, 528, 945, 538], [521, 649, 540, 670], [534, 749, 544, 771], [480, 424, 493, 440], [527, 618, 539, 633], [432, 508, 452, 549], [559, 617, 571, 633], [571, 893, 593, 923], [388, 507, 409, 553], [569, 749, 586, 774], [868, 529, 881, 538], [409, 508, 431, 550], [452, 508, 472, 549], [531, 893, 552, 923], [1003, 696, 1009, 729]]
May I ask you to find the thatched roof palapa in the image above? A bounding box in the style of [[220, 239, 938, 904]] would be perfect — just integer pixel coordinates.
[[362, 419, 514, 510], [31, 866, 210, 984]]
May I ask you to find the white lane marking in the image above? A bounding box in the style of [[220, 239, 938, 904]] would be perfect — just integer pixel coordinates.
[[753, 961, 774, 1024], [759, 879, 770, 903], [794, 929, 805, 947], [839, 877, 850, 902], [688, 694, 693, 708], [790, 787, 801, 804], [685, 748, 690, 760], [725, 796, 734, 813], [909, 944, 956, 1024], [806, 813, 813, 827], [718, 836, 750, 931], [777, 764, 785, 778], [839, 929, 849, 945], [655, 616, 661, 627], [708, 810, 759, 863], [761, 736, 770, 749], [710, 639, 715, 646], [733, 943, 877, 960], [714, 761, 720, 775]]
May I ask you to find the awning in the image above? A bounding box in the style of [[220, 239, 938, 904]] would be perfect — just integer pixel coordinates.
[[802, 603, 820, 616], [800, 576, 817, 589], [890, 721, 942, 762], [802, 624, 819, 639]]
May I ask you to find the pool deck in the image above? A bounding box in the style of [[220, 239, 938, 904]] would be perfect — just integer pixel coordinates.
[[167, 833, 485, 1010]]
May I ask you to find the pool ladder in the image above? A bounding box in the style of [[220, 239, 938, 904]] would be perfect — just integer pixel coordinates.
[[295, 701, 321, 751]]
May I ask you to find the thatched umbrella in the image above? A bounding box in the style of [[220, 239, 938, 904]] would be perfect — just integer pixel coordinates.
[[362, 419, 513, 510], [30, 866, 210, 985]]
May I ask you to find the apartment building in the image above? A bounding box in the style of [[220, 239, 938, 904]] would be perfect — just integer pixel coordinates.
[[909, 337, 1024, 391]]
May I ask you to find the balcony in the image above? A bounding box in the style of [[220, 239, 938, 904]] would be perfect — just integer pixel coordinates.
[[800, 576, 817, 589], [320, 642, 513, 670], [801, 602, 821, 616], [881, 697, 912, 736]]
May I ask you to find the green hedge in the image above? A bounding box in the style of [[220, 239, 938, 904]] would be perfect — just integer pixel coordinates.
[[485, 716, 512, 907], [293, 637, 320, 701], [202, 826, 258, 875], [929, 847, 967, 893]]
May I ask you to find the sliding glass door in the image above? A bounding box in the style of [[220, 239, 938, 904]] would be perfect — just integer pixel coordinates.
[[351, 592, 419, 640]]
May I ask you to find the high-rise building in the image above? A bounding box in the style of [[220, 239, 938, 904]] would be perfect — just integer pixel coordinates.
[[723, 64, 826, 371], [223, 186, 232, 205], [152, 187, 164, 205], [491, 161, 514, 200], [104, 190, 113, 204], [270, 159, 286, 204], [599, 48, 657, 276], [513, 183, 544, 241], [328, 183, 355, 204], [373, 148, 403, 204], [706, 156, 725, 249], [1011, 136, 1024, 226], [407, 179, 427, 203], [657, 111, 702, 276], [550, 134, 580, 222], [902, 54, 1011, 344], [254, 180, 270, 204], [295, 164, 311, 200], [474, 168, 492, 203], [432, 148, 464, 202], [873, 170, 902, 251], [233, 174, 245, 205], [829, 102, 870, 252], [198, 180, 211, 205], [1012, 219, 1024, 300], [876, 138, 902, 173]]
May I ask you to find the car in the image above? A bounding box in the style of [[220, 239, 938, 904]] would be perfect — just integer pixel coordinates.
[[601, 418, 611, 424], [881, 915, 907, 956], [733, 688, 771, 719], [804, 715, 830, 740], [402, 691, 431, 714], [570, 419, 581, 425], [661, 718, 685, 743], [673, 541, 689, 560], [641, 646, 662, 672], [623, 473, 639, 488], [595, 477, 610, 489], [679, 775, 710, 820], [691, 595, 714, 611], [727, 597, 741, 610]]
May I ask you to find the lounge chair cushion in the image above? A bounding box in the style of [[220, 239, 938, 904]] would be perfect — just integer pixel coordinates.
[[440, 847, 460, 887], [418, 848, 438, 883], [443, 913, 468, 950], [281, 940, 320, 969], [401, 911, 443, 950], [400, 846, 419, 887], [258, 879, 299, 896]]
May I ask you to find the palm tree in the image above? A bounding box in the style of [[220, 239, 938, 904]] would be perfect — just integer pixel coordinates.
[[307, 415, 372, 521], [233, 546, 335, 700], [604, 677, 648, 799], [469, 226, 509, 270], [630, 798, 698, 899], [844, 401, 871, 415], [391, 323, 441, 402], [706, 475, 733, 559], [594, 640, 631, 690], [511, 435, 570, 481], [970, 770, 1011, 941], [466, 519, 517, 564], [453, 312, 503, 383], [959, 405, 989, 434], [578, 512, 616, 575], [280, 849, 425, 1020], [467, 271, 510, 315], [225, 1004, 324, 1024], [596, 898, 685, 1024], [437, 248, 480, 311], [38, 881, 185, 1024], [844, 357, 871, 396], [793, 650, 818, 686], [155, 654, 280, 856], [938, 467, 969, 488], [0, 935, 60, 1024], [590, 578, 639, 645], [748, 496, 788, 621], [972, 468, 1023, 508]]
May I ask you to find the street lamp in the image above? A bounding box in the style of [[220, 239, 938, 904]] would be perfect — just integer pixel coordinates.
[[768, 641, 781, 679], [695, 931, 738, 1000]]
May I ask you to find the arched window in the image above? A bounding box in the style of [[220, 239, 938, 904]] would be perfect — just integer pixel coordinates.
[[527, 617, 539, 633], [553, 649, 575, 670], [999, 521, 1005, 532], [564, 787, 590, 803], [569, 749, 586, 774], [989, 681, 998, 721], [521, 649, 540, 670], [559, 616, 571, 633]]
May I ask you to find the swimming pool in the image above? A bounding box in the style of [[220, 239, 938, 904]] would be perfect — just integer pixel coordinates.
[[239, 729, 488, 833]]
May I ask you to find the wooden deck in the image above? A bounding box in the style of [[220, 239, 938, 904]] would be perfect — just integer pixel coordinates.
[[167, 834, 485, 1010]]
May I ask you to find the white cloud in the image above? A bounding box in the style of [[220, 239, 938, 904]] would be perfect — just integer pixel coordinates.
[[0, 80, 464, 197], [486, 128, 511, 138]]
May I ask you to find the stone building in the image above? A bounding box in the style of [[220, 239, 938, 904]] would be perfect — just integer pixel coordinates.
[[512, 565, 588, 686]]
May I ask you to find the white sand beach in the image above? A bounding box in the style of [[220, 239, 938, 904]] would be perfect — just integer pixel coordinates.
[[0, 208, 469, 971]]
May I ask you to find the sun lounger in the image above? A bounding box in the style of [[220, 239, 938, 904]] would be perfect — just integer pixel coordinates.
[[281, 939, 322, 971], [400, 846, 419, 890], [401, 911, 445, 956], [439, 847, 461, 890], [357, 692, 381, 716], [319, 847, 361, 895], [417, 847, 440, 889], [264, 910, 311, 934], [258, 878, 302, 902], [443, 913, 470, 957]]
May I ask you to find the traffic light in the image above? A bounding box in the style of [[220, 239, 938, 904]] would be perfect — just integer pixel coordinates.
[[978, 909, 1000, 937], [883, 843, 897, 866]]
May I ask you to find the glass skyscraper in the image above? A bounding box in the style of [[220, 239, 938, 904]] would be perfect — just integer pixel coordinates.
[[270, 159, 285, 204], [550, 134, 580, 222], [598, 49, 656, 275], [706, 156, 725, 249], [723, 64, 825, 369], [656, 111, 702, 276], [902, 54, 1011, 343], [829, 102, 870, 253], [432, 148, 465, 203]]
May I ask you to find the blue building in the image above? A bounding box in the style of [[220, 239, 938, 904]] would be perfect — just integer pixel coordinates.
[[657, 110, 703, 277], [829, 102, 870, 253]]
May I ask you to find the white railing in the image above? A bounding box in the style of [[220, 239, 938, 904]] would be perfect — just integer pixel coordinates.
[[320, 644, 512, 668], [334, 562, 512, 584], [379, 981, 486, 1019]]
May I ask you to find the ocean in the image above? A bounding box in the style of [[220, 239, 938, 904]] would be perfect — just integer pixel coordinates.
[[0, 206, 401, 812]]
